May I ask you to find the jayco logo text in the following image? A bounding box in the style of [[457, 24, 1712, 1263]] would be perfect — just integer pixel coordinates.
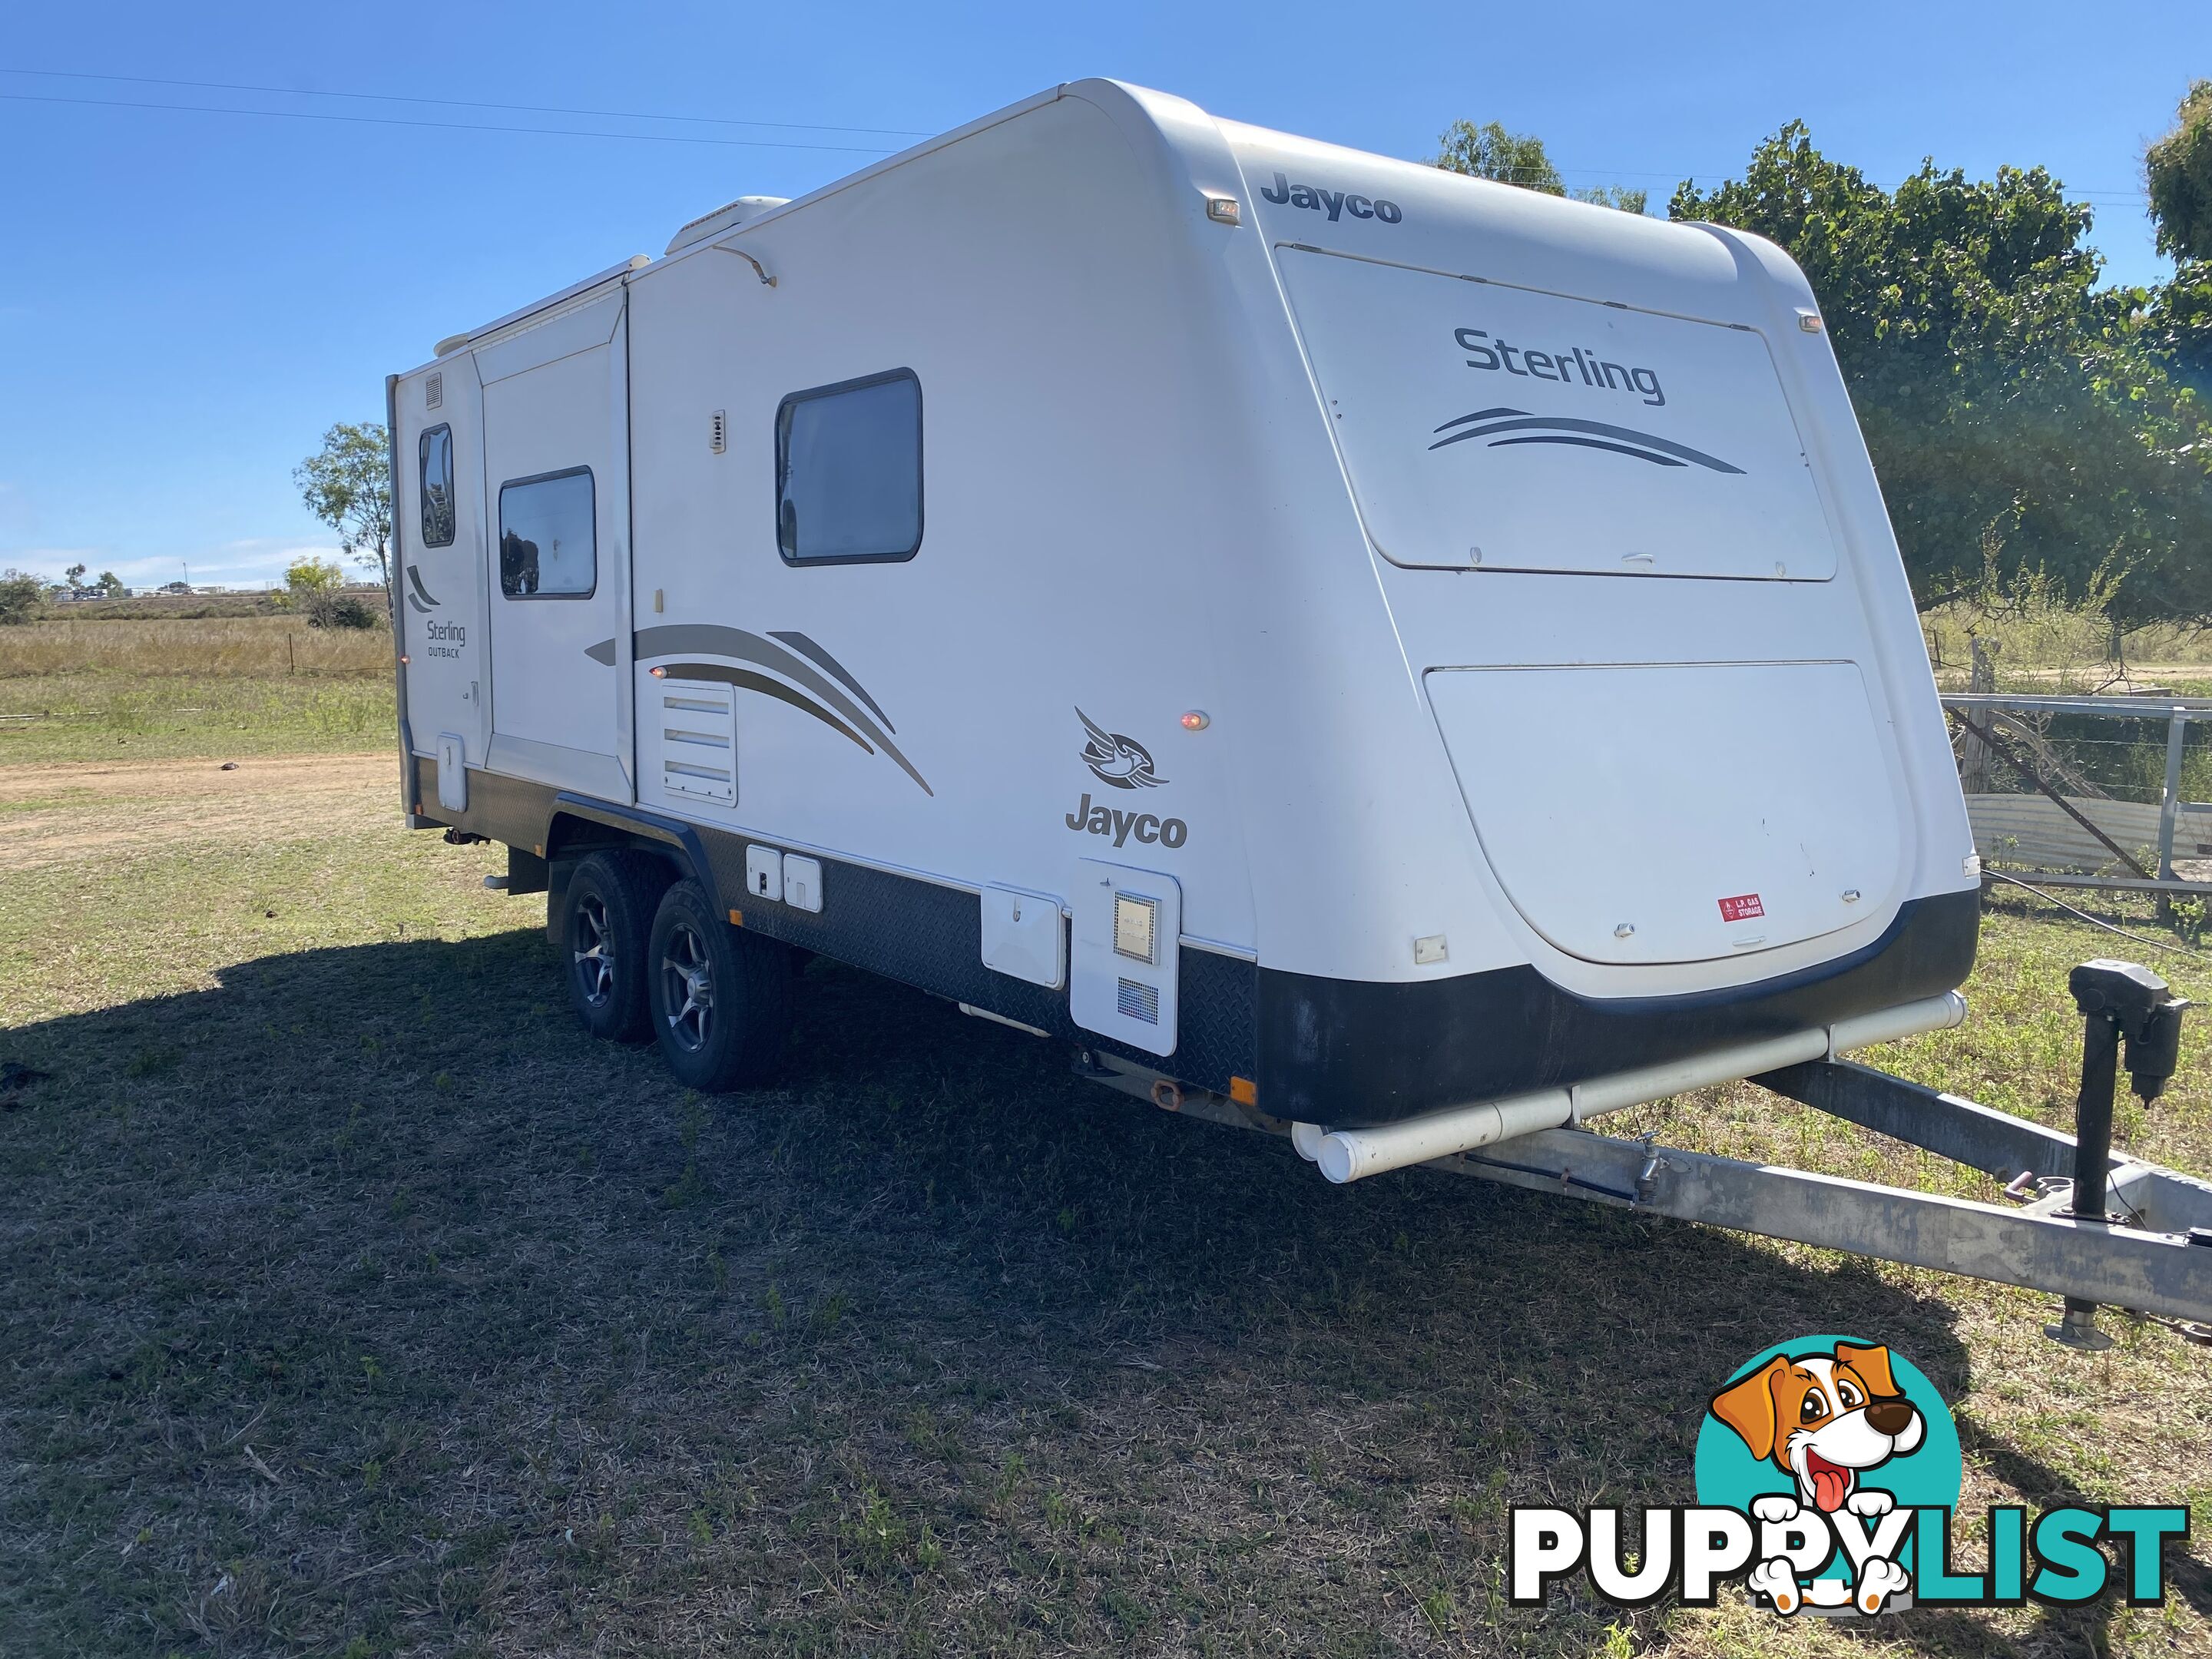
[[1259, 172, 1402, 224]]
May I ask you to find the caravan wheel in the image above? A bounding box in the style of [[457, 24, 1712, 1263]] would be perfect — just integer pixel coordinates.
[[647, 879, 792, 1091], [562, 850, 670, 1042]]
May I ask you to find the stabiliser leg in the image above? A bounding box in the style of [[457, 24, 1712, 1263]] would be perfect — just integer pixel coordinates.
[[2049, 962, 2190, 1348]]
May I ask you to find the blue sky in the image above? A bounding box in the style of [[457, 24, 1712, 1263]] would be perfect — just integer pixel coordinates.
[[2, 1, 2203, 588]]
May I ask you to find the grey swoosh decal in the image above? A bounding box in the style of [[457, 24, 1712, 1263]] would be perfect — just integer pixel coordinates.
[[1486, 434, 1687, 467], [659, 664, 875, 756], [408, 594, 435, 614], [583, 637, 618, 666], [406, 566, 440, 608], [770, 631, 893, 733], [1429, 411, 1743, 473], [631, 624, 931, 795]]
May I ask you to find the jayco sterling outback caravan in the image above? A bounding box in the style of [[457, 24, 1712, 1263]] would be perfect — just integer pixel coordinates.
[[389, 77, 1982, 1173]]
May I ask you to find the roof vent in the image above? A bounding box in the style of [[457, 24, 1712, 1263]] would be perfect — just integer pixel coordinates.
[[666, 194, 792, 256]]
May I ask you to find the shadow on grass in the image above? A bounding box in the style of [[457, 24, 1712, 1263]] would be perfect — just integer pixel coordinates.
[[0, 931, 2177, 1656]]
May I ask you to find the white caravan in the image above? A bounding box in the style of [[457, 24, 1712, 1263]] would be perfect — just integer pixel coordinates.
[[389, 78, 1981, 1172]]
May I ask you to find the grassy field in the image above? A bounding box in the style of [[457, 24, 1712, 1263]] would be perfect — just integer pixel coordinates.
[[0, 618, 394, 763], [1, 752, 2209, 1657]]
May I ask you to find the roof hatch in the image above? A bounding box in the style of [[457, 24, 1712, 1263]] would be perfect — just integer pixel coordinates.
[[666, 195, 792, 256]]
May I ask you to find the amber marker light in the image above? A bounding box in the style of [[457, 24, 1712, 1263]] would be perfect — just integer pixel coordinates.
[[1181, 710, 1210, 730], [649, 665, 667, 677]]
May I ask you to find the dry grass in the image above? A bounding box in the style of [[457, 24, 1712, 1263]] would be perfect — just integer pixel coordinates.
[[0, 616, 396, 762], [0, 759, 2207, 1657], [0, 617, 391, 679], [1920, 569, 2212, 697]]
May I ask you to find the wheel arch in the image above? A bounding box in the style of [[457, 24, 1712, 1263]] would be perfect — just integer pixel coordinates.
[[542, 795, 726, 940]]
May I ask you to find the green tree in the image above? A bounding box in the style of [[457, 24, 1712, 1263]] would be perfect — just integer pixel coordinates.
[[283, 553, 379, 630], [95, 571, 124, 597], [1435, 119, 1565, 191], [1672, 122, 2212, 620], [284, 555, 344, 596], [62, 561, 86, 590], [1433, 120, 1647, 213], [0, 568, 42, 624], [2146, 78, 2212, 263], [2142, 82, 2212, 402], [294, 422, 393, 591], [2137, 265, 2212, 400]]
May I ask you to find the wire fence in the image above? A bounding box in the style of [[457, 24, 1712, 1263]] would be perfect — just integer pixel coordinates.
[[1942, 693, 2212, 899]]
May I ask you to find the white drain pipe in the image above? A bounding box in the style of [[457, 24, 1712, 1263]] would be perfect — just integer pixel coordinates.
[[1301, 992, 1966, 1185]]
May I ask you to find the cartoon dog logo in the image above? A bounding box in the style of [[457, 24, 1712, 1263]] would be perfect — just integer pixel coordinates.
[[1709, 1340, 1925, 1517], [1707, 1340, 1929, 1614]]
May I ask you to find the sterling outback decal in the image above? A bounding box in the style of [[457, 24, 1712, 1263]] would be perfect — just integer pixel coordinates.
[[1077, 709, 1165, 790], [404, 566, 441, 614], [1430, 407, 1744, 473], [583, 625, 930, 795]]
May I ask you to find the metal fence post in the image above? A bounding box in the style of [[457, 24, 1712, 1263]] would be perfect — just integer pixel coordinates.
[[1960, 639, 1995, 794], [2157, 708, 2187, 882]]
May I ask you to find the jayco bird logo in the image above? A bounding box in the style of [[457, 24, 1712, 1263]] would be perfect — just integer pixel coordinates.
[[1077, 708, 1165, 790], [1065, 710, 1187, 849]]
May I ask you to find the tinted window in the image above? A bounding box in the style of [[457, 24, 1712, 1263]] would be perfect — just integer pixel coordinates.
[[419, 425, 455, 548], [775, 370, 922, 564], [498, 468, 595, 597]]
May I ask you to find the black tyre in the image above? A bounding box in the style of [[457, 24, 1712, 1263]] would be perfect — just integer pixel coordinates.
[[647, 879, 793, 1091], [563, 850, 671, 1041]]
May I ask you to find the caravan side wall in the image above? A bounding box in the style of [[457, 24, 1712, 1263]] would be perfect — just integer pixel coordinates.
[[389, 79, 1977, 1127]]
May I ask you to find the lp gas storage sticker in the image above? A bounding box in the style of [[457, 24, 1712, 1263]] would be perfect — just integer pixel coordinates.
[[1509, 1336, 2188, 1615], [1719, 892, 1766, 922]]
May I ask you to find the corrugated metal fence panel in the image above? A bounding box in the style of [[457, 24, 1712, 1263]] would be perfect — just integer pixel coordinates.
[[1965, 794, 2175, 873]]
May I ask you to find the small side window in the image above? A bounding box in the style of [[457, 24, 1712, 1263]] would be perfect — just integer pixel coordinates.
[[775, 369, 922, 565], [419, 425, 455, 548], [498, 468, 595, 598]]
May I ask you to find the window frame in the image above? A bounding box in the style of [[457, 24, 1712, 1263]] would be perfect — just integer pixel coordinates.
[[496, 465, 598, 601], [418, 423, 456, 549], [773, 367, 925, 568]]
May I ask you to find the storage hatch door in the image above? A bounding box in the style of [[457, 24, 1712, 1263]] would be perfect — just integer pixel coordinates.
[[1426, 662, 1905, 965]]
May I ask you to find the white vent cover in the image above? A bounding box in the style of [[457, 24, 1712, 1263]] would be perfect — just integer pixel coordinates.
[[710, 409, 727, 454], [425, 371, 443, 410], [1071, 859, 1180, 1057], [665, 194, 793, 256], [657, 679, 736, 806]]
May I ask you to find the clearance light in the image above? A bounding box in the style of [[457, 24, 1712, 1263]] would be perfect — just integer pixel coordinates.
[[1181, 710, 1210, 730], [649, 665, 667, 677]]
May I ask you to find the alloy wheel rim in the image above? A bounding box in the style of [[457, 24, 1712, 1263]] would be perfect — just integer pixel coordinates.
[[573, 894, 615, 1007], [661, 922, 714, 1052]]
